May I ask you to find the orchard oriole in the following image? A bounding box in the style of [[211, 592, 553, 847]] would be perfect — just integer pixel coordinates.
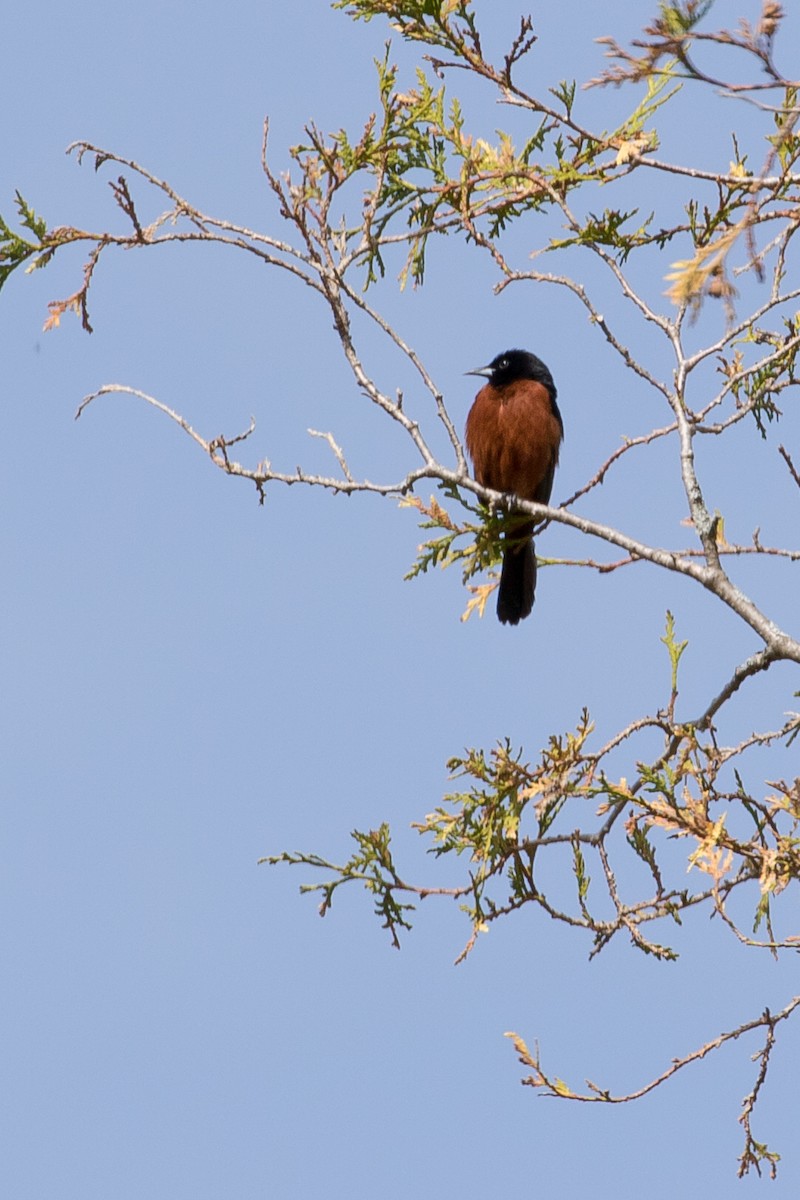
[[465, 349, 563, 625]]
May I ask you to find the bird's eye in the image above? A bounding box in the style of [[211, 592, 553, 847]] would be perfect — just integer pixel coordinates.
[[498, 357, 508, 370]]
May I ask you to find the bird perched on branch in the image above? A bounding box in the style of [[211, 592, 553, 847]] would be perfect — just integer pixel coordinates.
[[465, 349, 563, 625]]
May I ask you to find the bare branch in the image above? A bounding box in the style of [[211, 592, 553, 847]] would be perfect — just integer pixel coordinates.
[[508, 994, 800, 1109], [778, 444, 800, 489], [307, 429, 355, 483]]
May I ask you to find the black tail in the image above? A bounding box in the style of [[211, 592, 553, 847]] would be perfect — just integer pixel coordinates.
[[497, 535, 536, 625]]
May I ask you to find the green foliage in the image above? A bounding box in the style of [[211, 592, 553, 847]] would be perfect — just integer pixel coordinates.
[[551, 79, 576, 120], [739, 1139, 781, 1181], [660, 610, 688, 695], [770, 85, 800, 170], [0, 192, 49, 291], [622, 59, 681, 133], [333, 0, 480, 49], [716, 313, 800, 437], [549, 208, 657, 264], [658, 0, 714, 36], [14, 191, 47, 241], [262, 823, 415, 949], [291, 8, 710, 288], [402, 488, 530, 584]]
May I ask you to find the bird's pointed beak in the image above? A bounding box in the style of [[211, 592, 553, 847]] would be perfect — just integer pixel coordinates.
[[465, 365, 493, 378]]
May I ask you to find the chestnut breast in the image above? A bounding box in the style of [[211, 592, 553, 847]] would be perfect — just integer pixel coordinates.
[[465, 378, 563, 503]]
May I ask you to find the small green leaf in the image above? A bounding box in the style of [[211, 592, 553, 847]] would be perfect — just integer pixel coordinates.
[[661, 610, 688, 693]]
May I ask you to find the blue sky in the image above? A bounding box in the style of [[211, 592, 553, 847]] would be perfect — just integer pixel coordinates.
[[3, 1, 800, 1196]]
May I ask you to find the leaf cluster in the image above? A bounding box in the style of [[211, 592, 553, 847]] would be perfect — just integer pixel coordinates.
[[0, 192, 51, 290]]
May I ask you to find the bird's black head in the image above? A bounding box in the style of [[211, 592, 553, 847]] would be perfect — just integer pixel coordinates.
[[467, 348, 557, 401]]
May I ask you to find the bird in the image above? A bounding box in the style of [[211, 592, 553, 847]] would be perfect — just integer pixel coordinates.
[[465, 349, 563, 625]]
